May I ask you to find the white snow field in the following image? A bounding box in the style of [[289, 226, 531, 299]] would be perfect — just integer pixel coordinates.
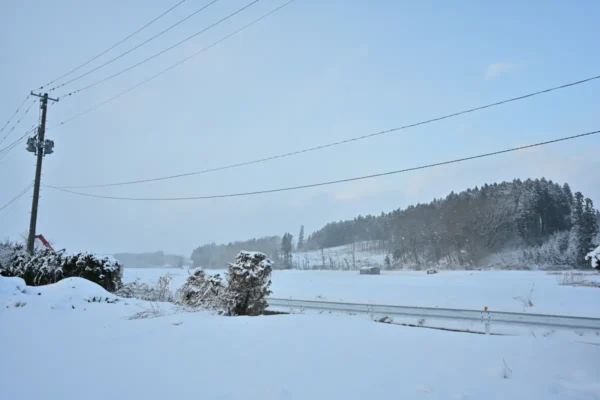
[[2, 276, 600, 400], [124, 268, 600, 317]]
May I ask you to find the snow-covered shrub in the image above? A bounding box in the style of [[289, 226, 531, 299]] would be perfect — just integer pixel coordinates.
[[116, 278, 150, 299], [117, 273, 174, 302], [586, 246, 600, 269], [0, 244, 122, 292], [519, 230, 578, 268], [175, 268, 224, 310], [175, 251, 273, 316], [222, 251, 273, 316], [0, 240, 22, 269], [2, 248, 64, 286], [60, 252, 122, 292]]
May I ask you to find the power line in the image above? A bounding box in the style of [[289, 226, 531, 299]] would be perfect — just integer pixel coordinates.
[[1, 108, 40, 156], [0, 99, 36, 145], [39, 0, 188, 91], [54, 73, 600, 189], [43, 129, 600, 201], [50, 0, 218, 93], [0, 126, 37, 158], [55, 0, 256, 97], [50, 0, 295, 130], [0, 183, 34, 213], [0, 94, 30, 139]]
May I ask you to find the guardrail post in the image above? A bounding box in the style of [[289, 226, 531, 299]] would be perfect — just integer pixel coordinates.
[[481, 311, 491, 335]]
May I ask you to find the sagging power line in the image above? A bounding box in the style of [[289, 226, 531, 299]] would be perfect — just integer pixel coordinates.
[[56, 0, 259, 98], [39, 0, 189, 91], [44, 129, 600, 201], [49, 0, 295, 130], [52, 74, 600, 189]]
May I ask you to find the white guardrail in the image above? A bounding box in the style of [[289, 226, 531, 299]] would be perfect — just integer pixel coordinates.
[[267, 298, 600, 334]]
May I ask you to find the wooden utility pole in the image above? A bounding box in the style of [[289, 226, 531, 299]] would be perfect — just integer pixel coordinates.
[[26, 92, 58, 254]]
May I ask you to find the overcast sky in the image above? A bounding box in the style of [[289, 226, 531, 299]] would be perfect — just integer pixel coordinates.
[[1, 0, 599, 257]]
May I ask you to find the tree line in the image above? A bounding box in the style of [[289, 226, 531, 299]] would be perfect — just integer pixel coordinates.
[[191, 236, 281, 269], [190, 178, 599, 269], [304, 178, 598, 268]]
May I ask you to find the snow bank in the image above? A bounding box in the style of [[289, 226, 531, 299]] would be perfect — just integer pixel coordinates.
[[0, 275, 155, 316], [1, 297, 600, 399], [0, 276, 26, 296], [2, 275, 600, 399]]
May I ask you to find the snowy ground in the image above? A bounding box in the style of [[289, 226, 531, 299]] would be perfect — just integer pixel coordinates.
[[2, 276, 600, 400], [124, 268, 600, 317]]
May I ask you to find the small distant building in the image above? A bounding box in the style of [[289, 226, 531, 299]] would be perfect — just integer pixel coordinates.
[[359, 266, 380, 275]]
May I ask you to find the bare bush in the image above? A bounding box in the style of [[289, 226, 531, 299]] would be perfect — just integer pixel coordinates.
[[558, 272, 600, 288], [128, 302, 165, 320], [513, 284, 535, 311], [117, 274, 174, 302], [117, 278, 153, 299], [155, 273, 173, 302], [503, 359, 512, 379]]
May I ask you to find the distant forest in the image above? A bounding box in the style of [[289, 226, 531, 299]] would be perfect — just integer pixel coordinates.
[[191, 237, 281, 269], [190, 178, 599, 269], [113, 251, 186, 269]]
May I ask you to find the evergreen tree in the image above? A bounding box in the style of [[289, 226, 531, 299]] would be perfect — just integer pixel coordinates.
[[572, 192, 585, 227], [569, 194, 597, 266], [562, 183, 573, 205], [281, 233, 293, 268], [384, 254, 391, 269], [297, 225, 305, 251], [583, 198, 599, 247]]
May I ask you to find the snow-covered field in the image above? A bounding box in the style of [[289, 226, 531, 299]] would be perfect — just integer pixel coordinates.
[[124, 268, 600, 317], [2, 275, 600, 400], [291, 243, 387, 269]]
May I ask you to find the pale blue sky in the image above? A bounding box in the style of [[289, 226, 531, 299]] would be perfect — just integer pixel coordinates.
[[1, 0, 599, 255]]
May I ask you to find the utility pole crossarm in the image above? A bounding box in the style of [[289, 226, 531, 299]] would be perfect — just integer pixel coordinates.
[[30, 91, 59, 103]]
